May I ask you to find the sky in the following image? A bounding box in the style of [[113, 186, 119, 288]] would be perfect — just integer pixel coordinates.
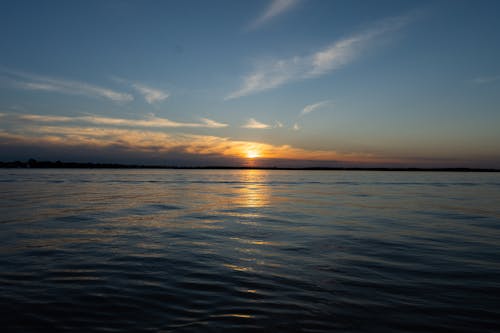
[[1, 0, 499, 167]]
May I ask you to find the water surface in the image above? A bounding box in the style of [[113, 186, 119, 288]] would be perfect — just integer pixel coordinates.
[[1, 169, 499, 332]]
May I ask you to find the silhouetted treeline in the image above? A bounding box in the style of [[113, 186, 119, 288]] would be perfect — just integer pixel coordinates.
[[0, 159, 499, 171], [0, 159, 147, 169]]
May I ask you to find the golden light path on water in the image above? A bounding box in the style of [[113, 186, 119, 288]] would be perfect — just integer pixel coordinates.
[[221, 168, 275, 321]]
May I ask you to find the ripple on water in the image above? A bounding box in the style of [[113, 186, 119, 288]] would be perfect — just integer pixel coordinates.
[[1, 169, 500, 332]]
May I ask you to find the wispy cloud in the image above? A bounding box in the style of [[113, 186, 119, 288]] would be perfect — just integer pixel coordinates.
[[131, 83, 169, 104], [227, 13, 415, 99], [301, 100, 331, 116], [16, 113, 227, 129], [242, 118, 271, 129], [3, 70, 133, 103], [471, 75, 500, 84], [249, 0, 300, 30], [200, 118, 228, 128], [292, 123, 300, 131], [112, 77, 169, 104], [19, 114, 74, 122]]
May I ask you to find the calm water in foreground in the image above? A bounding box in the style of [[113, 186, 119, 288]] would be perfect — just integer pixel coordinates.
[[0, 169, 499, 332]]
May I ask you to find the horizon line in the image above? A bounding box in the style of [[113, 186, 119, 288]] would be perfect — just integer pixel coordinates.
[[1, 160, 498, 172]]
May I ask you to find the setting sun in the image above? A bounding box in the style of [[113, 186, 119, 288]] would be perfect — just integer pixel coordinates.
[[246, 150, 260, 159]]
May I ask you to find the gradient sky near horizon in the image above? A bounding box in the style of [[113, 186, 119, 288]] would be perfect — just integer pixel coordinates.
[[1, 0, 499, 167]]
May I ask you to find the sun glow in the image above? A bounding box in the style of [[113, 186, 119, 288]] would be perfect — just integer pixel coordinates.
[[246, 149, 260, 159]]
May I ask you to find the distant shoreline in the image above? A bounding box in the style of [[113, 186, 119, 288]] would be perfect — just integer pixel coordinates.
[[1, 160, 498, 172]]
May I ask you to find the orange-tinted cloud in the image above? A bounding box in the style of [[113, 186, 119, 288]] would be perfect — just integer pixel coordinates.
[[0, 124, 376, 163]]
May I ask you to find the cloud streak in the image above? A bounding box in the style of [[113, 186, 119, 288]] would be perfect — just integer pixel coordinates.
[[472, 75, 500, 84], [3, 70, 133, 103], [242, 118, 271, 129], [248, 0, 300, 30], [131, 83, 169, 104], [227, 13, 415, 99], [300, 100, 331, 116], [112, 77, 169, 104], [15, 113, 228, 129]]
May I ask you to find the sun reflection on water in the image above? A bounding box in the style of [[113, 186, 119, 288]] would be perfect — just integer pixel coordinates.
[[236, 169, 270, 209], [220, 170, 280, 277]]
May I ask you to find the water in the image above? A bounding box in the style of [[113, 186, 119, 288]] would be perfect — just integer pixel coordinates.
[[1, 169, 499, 332]]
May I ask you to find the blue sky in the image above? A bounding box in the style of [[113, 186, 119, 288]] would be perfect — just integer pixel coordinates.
[[1, 0, 499, 167]]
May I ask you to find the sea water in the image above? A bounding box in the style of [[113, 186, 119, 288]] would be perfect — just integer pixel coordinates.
[[1, 169, 499, 332]]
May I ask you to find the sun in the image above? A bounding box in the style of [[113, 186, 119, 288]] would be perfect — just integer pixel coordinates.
[[246, 149, 260, 159]]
